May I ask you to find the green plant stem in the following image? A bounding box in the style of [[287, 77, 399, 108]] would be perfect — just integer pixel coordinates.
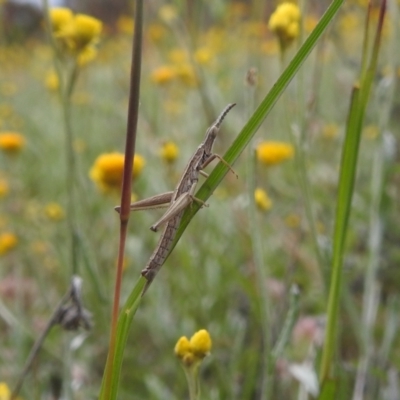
[[184, 366, 200, 400], [244, 77, 270, 400], [271, 285, 300, 362], [352, 140, 384, 399], [62, 62, 80, 275], [246, 148, 270, 400], [319, 85, 361, 387], [41, 0, 80, 275], [319, 2, 386, 390]]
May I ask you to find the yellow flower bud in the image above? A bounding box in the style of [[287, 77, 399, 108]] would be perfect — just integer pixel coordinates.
[[49, 7, 73, 33], [0, 233, 18, 255], [89, 152, 145, 192], [256, 141, 294, 166], [254, 188, 272, 211], [45, 203, 65, 221], [151, 66, 177, 85], [189, 329, 212, 358], [268, 2, 301, 49], [160, 141, 179, 163], [174, 336, 191, 359], [0, 132, 25, 153]]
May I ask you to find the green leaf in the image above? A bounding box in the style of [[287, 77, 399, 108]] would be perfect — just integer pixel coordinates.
[[99, 276, 146, 399]]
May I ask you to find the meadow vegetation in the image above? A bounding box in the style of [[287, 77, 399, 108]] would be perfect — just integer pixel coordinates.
[[0, 0, 399, 399]]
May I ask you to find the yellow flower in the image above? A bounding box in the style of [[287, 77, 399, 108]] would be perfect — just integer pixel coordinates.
[[168, 48, 187, 64], [116, 15, 134, 35], [45, 70, 59, 91], [190, 329, 212, 358], [268, 2, 301, 49], [254, 188, 272, 211], [194, 47, 214, 65], [175, 64, 198, 87], [174, 329, 212, 367], [174, 336, 191, 358], [256, 141, 294, 166], [77, 45, 98, 66], [45, 202, 65, 221], [160, 141, 179, 163], [0, 179, 9, 197], [0, 382, 11, 400], [150, 66, 176, 85], [0, 233, 18, 255], [147, 23, 167, 43], [49, 7, 74, 33], [58, 13, 102, 51], [0, 132, 25, 153], [51, 10, 102, 63], [89, 152, 145, 192]]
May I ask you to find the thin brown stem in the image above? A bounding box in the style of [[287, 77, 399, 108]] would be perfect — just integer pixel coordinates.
[[102, 0, 144, 396]]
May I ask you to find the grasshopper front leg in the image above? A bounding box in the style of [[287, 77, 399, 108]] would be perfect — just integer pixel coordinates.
[[200, 154, 238, 178], [114, 191, 174, 213]]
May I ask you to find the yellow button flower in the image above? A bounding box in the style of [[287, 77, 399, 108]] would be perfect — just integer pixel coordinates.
[[58, 14, 103, 51], [194, 47, 214, 66], [189, 329, 212, 358], [45, 202, 65, 221], [160, 141, 179, 163], [49, 7, 74, 33], [174, 329, 212, 367], [174, 336, 191, 358], [50, 9, 102, 62], [175, 64, 198, 87], [0, 382, 10, 400], [147, 23, 167, 43], [256, 141, 294, 166], [89, 152, 145, 192], [268, 2, 301, 49], [0, 132, 25, 153], [254, 188, 272, 211], [116, 15, 134, 35], [0, 232, 18, 255], [151, 66, 177, 85]]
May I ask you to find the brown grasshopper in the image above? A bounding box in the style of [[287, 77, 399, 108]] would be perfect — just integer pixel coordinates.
[[116, 103, 236, 292]]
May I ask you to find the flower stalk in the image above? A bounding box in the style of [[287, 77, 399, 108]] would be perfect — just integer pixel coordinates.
[[100, 0, 144, 398]]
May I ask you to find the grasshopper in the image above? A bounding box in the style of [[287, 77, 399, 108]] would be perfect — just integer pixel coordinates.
[[116, 103, 236, 292]]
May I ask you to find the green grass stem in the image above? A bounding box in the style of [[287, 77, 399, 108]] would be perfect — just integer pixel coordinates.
[[319, 2, 386, 394]]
